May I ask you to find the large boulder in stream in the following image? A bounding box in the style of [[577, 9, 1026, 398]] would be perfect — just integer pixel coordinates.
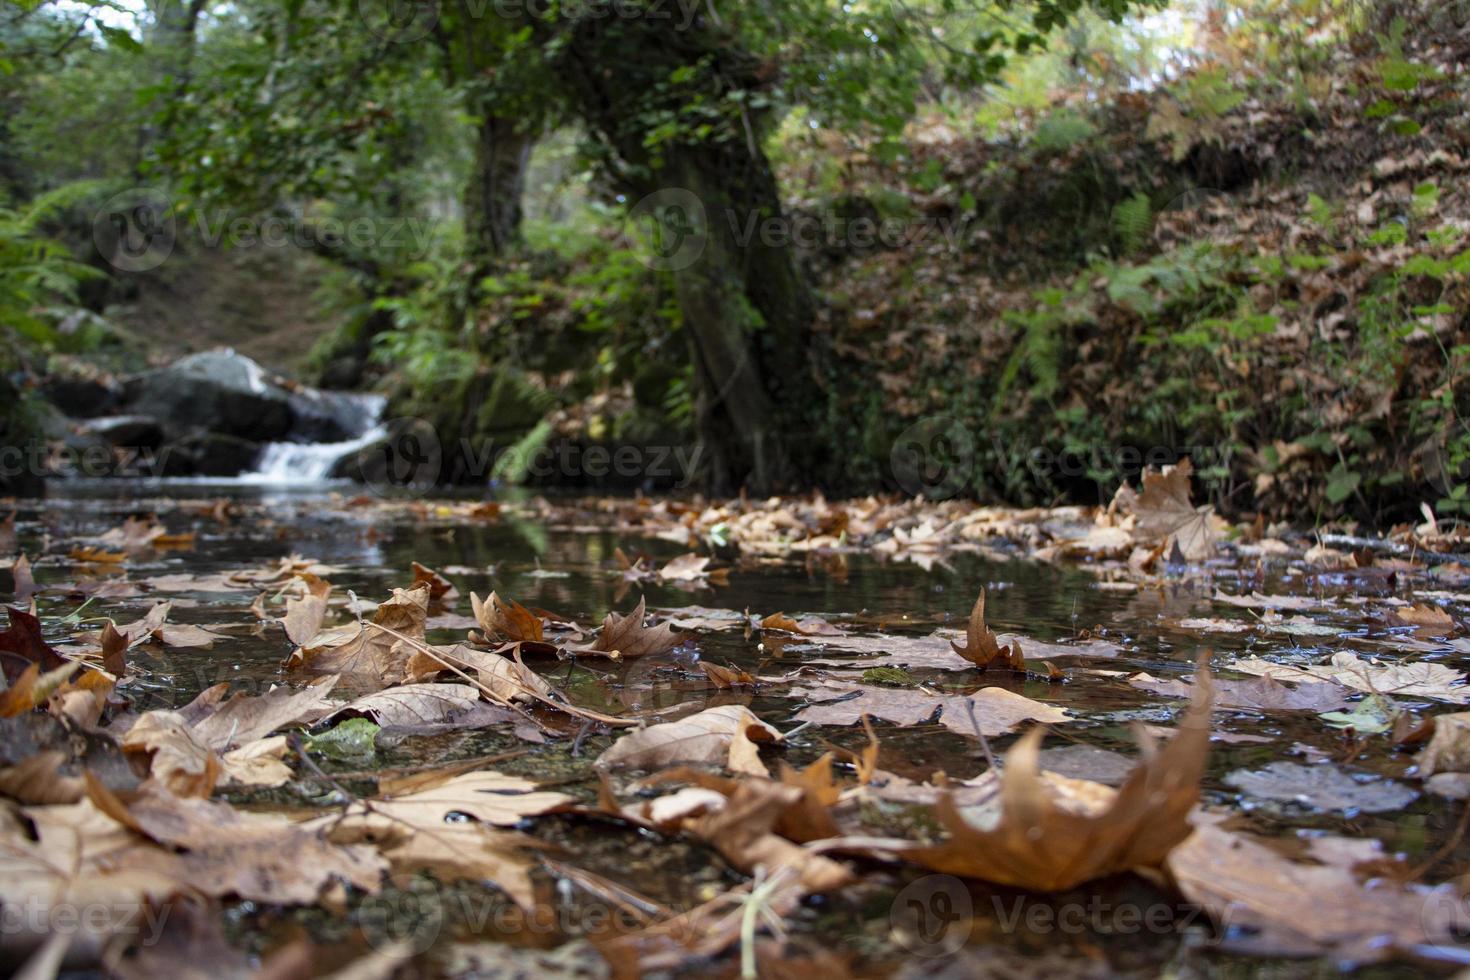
[[123, 349, 295, 441], [121, 348, 362, 444]]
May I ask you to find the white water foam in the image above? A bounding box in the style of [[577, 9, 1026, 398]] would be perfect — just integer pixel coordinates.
[[243, 393, 387, 484]]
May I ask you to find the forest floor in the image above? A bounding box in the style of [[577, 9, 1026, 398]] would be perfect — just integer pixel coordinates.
[[3, 476, 1470, 976]]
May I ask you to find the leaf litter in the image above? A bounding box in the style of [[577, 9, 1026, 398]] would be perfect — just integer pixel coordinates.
[[2, 484, 1469, 974]]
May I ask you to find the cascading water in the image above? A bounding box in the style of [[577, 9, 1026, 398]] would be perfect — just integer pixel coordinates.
[[245, 393, 387, 483]]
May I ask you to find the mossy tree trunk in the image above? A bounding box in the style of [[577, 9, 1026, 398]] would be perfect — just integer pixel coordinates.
[[464, 105, 533, 271], [542, 12, 819, 493]]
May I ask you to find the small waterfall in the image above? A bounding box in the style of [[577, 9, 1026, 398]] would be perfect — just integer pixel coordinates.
[[245, 393, 387, 484]]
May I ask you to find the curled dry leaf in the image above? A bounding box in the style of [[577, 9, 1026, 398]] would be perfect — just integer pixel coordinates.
[[406, 643, 554, 703], [412, 561, 459, 605], [761, 612, 845, 636], [470, 591, 544, 644], [1418, 711, 1470, 776], [950, 589, 1024, 671], [0, 605, 67, 683], [596, 704, 782, 774], [287, 585, 429, 686], [889, 656, 1213, 891], [282, 592, 329, 647], [580, 597, 682, 660]]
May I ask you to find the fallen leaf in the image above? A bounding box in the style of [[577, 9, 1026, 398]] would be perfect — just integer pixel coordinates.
[[0, 605, 67, 683], [1224, 762, 1418, 812], [1134, 459, 1219, 560], [1128, 671, 1351, 712], [470, 591, 544, 643], [1166, 823, 1460, 960], [412, 561, 459, 605], [282, 593, 328, 647], [887, 656, 1212, 890], [580, 597, 682, 660], [288, 585, 429, 686], [949, 589, 1025, 671], [596, 705, 782, 772], [1232, 652, 1470, 703], [793, 681, 1071, 738], [1419, 711, 1470, 775]]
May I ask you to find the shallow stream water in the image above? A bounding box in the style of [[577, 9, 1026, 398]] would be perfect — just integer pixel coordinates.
[[8, 481, 1467, 976]]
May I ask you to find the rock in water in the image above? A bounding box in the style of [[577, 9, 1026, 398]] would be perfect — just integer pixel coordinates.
[[123, 349, 295, 441]]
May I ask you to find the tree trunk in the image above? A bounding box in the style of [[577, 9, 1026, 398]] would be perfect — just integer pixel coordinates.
[[464, 108, 533, 270], [541, 13, 818, 493]]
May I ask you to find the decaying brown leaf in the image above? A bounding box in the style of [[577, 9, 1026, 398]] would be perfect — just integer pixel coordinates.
[[287, 585, 429, 686], [949, 589, 1024, 671], [1166, 822, 1461, 960], [596, 705, 782, 773], [889, 656, 1213, 890], [580, 597, 683, 660], [470, 590, 544, 644], [1134, 458, 1219, 561]]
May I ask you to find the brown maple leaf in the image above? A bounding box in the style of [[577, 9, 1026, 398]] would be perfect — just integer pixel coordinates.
[[1134, 457, 1219, 561], [949, 589, 1025, 672], [582, 597, 682, 660]]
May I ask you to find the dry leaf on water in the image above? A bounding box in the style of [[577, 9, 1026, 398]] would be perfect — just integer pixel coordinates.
[[1232, 652, 1470, 703], [884, 656, 1213, 890], [596, 704, 782, 774], [306, 771, 571, 909], [406, 643, 554, 703], [1129, 671, 1351, 712], [321, 682, 516, 731], [1166, 822, 1462, 960], [412, 561, 459, 605], [1133, 458, 1219, 561], [122, 678, 340, 793], [470, 591, 544, 644], [287, 585, 429, 686], [794, 682, 1071, 738], [578, 597, 683, 660], [949, 589, 1024, 671], [0, 605, 67, 682]]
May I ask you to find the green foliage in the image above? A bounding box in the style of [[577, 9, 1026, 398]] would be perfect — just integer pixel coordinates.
[[0, 182, 106, 360], [1111, 192, 1153, 256]]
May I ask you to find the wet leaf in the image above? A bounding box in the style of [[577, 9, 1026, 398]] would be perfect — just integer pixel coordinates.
[[1232, 652, 1470, 703], [949, 589, 1024, 671], [886, 657, 1212, 890], [1167, 823, 1460, 959], [596, 704, 782, 773], [1225, 762, 1418, 812], [794, 681, 1071, 738], [1129, 671, 1351, 712], [580, 597, 682, 660]]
